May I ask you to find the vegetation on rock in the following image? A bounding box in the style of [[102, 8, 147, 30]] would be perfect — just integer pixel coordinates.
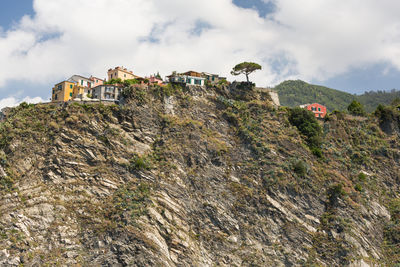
[[0, 82, 399, 266], [288, 107, 322, 156], [347, 100, 366, 116]]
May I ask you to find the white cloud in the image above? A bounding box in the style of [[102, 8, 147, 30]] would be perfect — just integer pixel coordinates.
[[1, 0, 400, 96], [0, 96, 46, 110]]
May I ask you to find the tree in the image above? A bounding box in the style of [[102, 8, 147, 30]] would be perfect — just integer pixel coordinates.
[[347, 100, 366, 116], [231, 62, 262, 82]]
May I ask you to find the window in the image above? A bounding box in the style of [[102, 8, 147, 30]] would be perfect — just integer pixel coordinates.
[[55, 94, 58, 100], [52, 90, 55, 94], [81, 80, 84, 86], [124, 74, 126, 77], [70, 92, 72, 97], [318, 107, 321, 111], [70, 84, 73, 89], [187, 78, 191, 84], [110, 74, 113, 79]]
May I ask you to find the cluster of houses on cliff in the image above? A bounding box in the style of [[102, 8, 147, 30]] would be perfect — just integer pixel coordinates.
[[50, 65, 327, 119], [51, 66, 226, 103]]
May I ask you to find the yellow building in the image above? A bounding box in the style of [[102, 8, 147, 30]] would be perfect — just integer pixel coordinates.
[[73, 85, 86, 98], [52, 81, 76, 102], [107, 66, 141, 81], [51, 75, 95, 102]]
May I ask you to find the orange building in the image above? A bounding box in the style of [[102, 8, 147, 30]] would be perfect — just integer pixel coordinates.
[[300, 103, 327, 118]]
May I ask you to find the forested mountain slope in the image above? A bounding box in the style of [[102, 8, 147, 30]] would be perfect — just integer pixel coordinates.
[[275, 80, 400, 112]]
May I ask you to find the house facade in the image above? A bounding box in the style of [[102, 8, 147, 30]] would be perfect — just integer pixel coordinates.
[[300, 103, 327, 118], [147, 75, 163, 85], [52, 75, 95, 102], [201, 72, 226, 84], [167, 71, 205, 86], [90, 76, 105, 87], [68, 75, 94, 88], [68, 75, 94, 99], [52, 81, 76, 102], [108, 66, 141, 81], [91, 85, 121, 102]]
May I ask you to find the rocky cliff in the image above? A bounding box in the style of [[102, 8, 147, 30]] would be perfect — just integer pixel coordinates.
[[0, 84, 399, 266]]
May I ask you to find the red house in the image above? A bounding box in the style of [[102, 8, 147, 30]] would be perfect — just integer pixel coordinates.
[[300, 103, 327, 118]]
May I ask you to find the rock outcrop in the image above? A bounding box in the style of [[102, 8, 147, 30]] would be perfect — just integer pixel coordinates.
[[0, 84, 399, 266]]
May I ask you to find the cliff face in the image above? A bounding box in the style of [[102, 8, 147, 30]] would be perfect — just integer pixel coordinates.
[[0, 84, 399, 266]]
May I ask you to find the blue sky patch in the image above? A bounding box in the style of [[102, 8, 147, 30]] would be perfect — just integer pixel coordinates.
[[313, 63, 400, 94], [37, 32, 63, 44], [0, 79, 50, 101], [190, 20, 213, 36], [0, 0, 34, 30], [232, 0, 276, 17]]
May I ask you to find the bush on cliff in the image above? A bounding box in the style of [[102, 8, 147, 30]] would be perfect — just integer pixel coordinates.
[[288, 107, 323, 156], [347, 100, 366, 116]]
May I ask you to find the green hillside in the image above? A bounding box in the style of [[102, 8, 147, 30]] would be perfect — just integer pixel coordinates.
[[274, 80, 355, 112], [274, 80, 400, 113], [358, 90, 400, 112]]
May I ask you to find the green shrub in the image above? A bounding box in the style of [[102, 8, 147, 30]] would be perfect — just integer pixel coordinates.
[[121, 86, 147, 104], [293, 160, 307, 177], [327, 184, 346, 206], [19, 102, 34, 109], [358, 172, 367, 182], [105, 78, 123, 85], [351, 151, 368, 165], [311, 147, 322, 157], [288, 107, 323, 156], [111, 183, 151, 223], [347, 100, 366, 116], [354, 184, 363, 192], [129, 154, 152, 171], [332, 110, 345, 120], [218, 79, 228, 86], [0, 175, 13, 191], [374, 104, 399, 129]]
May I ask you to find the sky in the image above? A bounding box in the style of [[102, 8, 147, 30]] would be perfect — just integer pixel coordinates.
[[1, 0, 400, 109]]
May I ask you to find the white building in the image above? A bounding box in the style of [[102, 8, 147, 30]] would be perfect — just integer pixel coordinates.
[[167, 71, 205, 86], [68, 75, 94, 88]]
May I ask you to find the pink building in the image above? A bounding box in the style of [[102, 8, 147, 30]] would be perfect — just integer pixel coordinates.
[[90, 76, 105, 87], [147, 75, 163, 85]]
